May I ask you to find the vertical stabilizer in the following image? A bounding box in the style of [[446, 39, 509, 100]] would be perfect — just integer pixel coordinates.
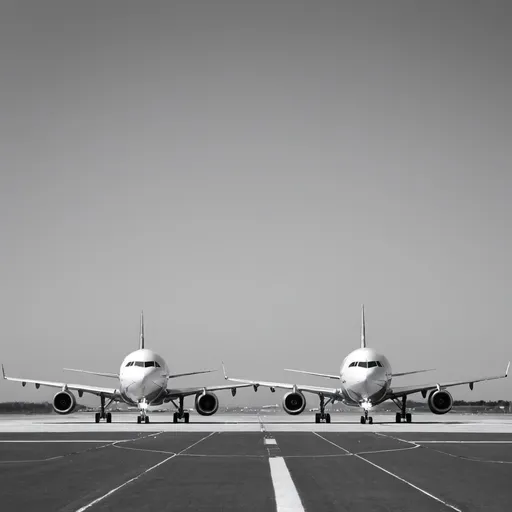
[[139, 311, 145, 350], [360, 304, 366, 348]]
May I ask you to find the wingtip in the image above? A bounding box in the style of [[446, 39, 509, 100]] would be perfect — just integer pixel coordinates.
[[1, 364, 5, 379], [506, 361, 510, 377], [221, 361, 228, 380]]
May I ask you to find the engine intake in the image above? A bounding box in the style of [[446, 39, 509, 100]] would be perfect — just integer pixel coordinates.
[[282, 391, 306, 415], [428, 389, 453, 415], [195, 391, 219, 416], [53, 390, 77, 415]]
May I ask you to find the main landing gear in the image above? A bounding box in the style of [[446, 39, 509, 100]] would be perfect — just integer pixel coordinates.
[[315, 394, 332, 424], [392, 396, 412, 423], [171, 396, 190, 424], [94, 395, 113, 424], [360, 409, 373, 425]]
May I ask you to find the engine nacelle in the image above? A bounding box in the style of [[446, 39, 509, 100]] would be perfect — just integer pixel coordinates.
[[53, 390, 77, 415], [282, 391, 306, 415], [428, 389, 453, 415], [195, 391, 219, 416]]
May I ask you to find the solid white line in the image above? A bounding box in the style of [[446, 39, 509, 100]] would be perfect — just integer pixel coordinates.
[[354, 454, 462, 511], [0, 440, 119, 443], [75, 432, 216, 512], [269, 457, 305, 512], [313, 433, 462, 512], [264, 438, 277, 445], [413, 440, 512, 444]]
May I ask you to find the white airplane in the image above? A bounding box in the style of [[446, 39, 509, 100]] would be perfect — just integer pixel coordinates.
[[2, 312, 252, 424], [224, 305, 510, 424]]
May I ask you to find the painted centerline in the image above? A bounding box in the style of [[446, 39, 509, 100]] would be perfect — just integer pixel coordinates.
[[269, 457, 305, 512], [264, 438, 277, 445]]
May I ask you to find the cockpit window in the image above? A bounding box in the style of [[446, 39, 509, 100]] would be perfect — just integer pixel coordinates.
[[145, 361, 155, 367], [358, 361, 368, 368], [134, 361, 144, 367], [368, 361, 377, 368], [349, 361, 357, 367], [376, 361, 383, 367], [125, 362, 133, 367], [155, 362, 161, 367]]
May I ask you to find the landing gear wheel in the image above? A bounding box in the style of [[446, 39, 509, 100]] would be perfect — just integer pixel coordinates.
[[325, 413, 331, 424], [406, 413, 412, 423], [173, 412, 178, 424], [137, 415, 141, 424], [315, 413, 320, 424], [368, 416, 373, 425], [95, 412, 100, 423], [145, 416, 150, 424], [106, 412, 112, 423], [360, 415, 366, 424], [395, 412, 401, 423], [184, 412, 190, 423]]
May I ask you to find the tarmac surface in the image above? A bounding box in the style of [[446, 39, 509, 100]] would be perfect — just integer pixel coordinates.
[[1, 412, 512, 511]]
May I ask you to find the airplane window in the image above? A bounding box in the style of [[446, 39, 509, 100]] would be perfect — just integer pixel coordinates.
[[125, 362, 133, 367], [358, 362, 368, 368], [349, 362, 357, 367], [376, 361, 383, 367], [368, 361, 377, 368], [145, 361, 155, 367], [134, 361, 144, 367], [155, 362, 161, 367]]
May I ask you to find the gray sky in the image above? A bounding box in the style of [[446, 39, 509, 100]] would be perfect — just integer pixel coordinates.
[[1, 1, 511, 406]]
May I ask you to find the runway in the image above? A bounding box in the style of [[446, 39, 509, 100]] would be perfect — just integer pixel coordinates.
[[1, 413, 512, 511]]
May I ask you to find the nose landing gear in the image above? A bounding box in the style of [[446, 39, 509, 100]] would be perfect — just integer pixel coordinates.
[[136, 399, 150, 424], [360, 409, 373, 425]]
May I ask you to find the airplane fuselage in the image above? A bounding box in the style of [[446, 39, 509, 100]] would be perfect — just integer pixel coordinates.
[[339, 347, 392, 407], [119, 348, 169, 405]]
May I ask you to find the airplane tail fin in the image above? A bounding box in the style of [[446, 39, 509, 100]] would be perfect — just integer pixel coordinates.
[[139, 311, 145, 350], [360, 304, 366, 348]]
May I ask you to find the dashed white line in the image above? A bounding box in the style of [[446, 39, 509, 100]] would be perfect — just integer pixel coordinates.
[[75, 432, 216, 512], [313, 432, 462, 512], [269, 457, 305, 512], [264, 438, 277, 445]]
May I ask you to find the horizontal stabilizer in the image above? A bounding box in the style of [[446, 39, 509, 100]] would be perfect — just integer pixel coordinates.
[[284, 368, 340, 380], [392, 368, 435, 378], [63, 368, 119, 379], [168, 369, 217, 379]]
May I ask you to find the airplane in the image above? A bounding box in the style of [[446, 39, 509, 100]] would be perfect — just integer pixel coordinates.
[[223, 305, 510, 424], [2, 312, 252, 424]]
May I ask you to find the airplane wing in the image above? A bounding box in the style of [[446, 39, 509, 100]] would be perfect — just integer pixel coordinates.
[[2, 365, 119, 399], [168, 369, 217, 379], [387, 362, 510, 399], [284, 368, 340, 380], [391, 368, 434, 378], [63, 368, 119, 379], [221, 364, 340, 398], [165, 382, 254, 399]]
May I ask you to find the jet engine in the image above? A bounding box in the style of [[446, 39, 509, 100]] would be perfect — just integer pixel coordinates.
[[428, 389, 453, 415], [195, 391, 219, 416], [52, 390, 77, 415], [282, 391, 306, 415]]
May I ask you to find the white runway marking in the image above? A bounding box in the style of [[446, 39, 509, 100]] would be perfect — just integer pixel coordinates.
[[313, 433, 462, 512], [264, 438, 277, 445], [0, 440, 119, 443], [413, 440, 512, 444], [75, 432, 216, 512], [269, 457, 305, 512]]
